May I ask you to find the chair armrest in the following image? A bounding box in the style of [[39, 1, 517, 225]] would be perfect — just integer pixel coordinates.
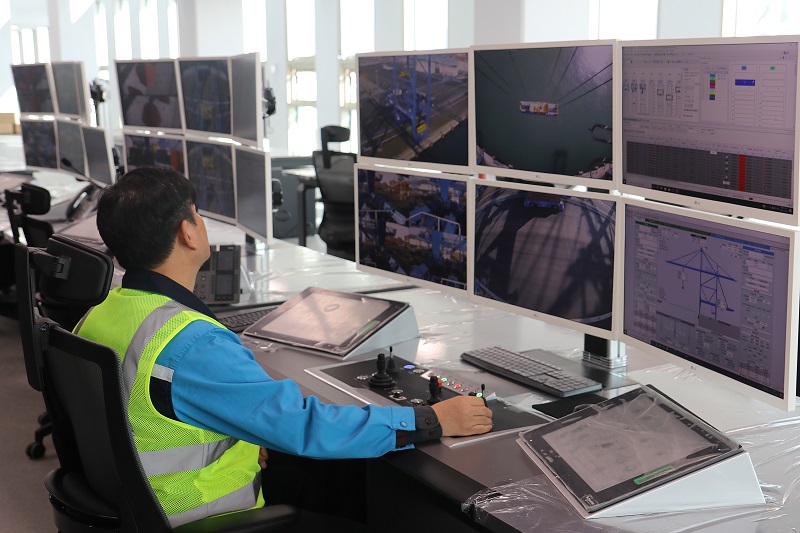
[[173, 504, 298, 533]]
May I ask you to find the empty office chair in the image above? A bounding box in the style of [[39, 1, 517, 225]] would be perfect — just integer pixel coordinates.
[[16, 235, 298, 532], [4, 181, 51, 245], [311, 126, 357, 261]]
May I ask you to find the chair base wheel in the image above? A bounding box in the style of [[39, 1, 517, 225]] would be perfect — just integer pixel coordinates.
[[26, 441, 45, 459]]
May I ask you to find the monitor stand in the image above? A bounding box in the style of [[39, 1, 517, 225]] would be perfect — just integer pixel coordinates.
[[581, 333, 627, 369]]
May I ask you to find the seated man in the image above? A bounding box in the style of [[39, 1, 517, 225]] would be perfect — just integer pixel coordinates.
[[75, 167, 492, 529]]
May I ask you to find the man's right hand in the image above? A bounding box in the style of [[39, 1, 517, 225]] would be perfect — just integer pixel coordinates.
[[431, 395, 493, 437]]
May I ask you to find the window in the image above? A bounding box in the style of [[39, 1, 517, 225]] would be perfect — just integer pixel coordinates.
[[723, 0, 800, 36], [596, 0, 658, 40], [114, 0, 133, 60], [286, 0, 315, 60], [139, 0, 159, 60], [242, 0, 268, 59], [10, 26, 50, 65], [340, 0, 374, 59], [404, 0, 447, 51], [95, 1, 109, 67], [286, 0, 317, 154], [167, 0, 180, 58]]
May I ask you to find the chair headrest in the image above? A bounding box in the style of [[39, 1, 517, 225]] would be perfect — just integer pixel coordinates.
[[39, 235, 114, 307], [19, 182, 51, 215], [321, 125, 351, 145]]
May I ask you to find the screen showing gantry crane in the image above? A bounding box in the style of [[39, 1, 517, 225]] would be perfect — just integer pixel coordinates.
[[473, 44, 614, 184], [472, 181, 616, 333], [358, 52, 469, 168], [621, 41, 798, 222], [357, 167, 468, 291], [623, 203, 793, 400]]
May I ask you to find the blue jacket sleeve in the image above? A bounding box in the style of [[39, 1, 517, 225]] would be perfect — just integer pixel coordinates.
[[159, 320, 417, 458]]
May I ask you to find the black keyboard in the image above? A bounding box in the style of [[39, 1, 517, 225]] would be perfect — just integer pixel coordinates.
[[217, 307, 275, 333], [461, 347, 602, 398]]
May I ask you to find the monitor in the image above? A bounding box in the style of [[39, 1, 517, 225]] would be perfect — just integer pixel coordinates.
[[116, 60, 183, 131], [231, 52, 263, 147], [186, 139, 235, 223], [471, 41, 617, 189], [56, 119, 87, 177], [179, 58, 232, 136], [621, 198, 799, 411], [123, 132, 186, 175], [20, 119, 58, 170], [234, 145, 271, 242], [356, 164, 469, 294], [357, 50, 470, 173], [470, 179, 619, 338], [12, 63, 56, 114], [620, 37, 800, 225], [51, 61, 90, 120], [81, 126, 115, 187]]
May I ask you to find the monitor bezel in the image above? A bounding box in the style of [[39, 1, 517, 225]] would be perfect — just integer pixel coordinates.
[[19, 117, 60, 172], [620, 195, 800, 412], [468, 178, 622, 340], [230, 52, 264, 148], [115, 58, 186, 134], [51, 61, 91, 121], [356, 48, 473, 175], [122, 129, 187, 176], [354, 162, 472, 296], [469, 39, 620, 191], [618, 35, 800, 226], [184, 136, 237, 225], [12, 63, 58, 116], [234, 143, 272, 243], [177, 55, 234, 139], [55, 118, 88, 179], [81, 125, 116, 188]]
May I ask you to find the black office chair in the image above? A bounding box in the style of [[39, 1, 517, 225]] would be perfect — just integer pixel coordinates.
[[16, 236, 298, 532], [5, 181, 52, 244], [311, 126, 357, 261]]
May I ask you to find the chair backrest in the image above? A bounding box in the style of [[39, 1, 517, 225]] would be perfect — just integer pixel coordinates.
[[5, 182, 51, 244], [20, 215, 54, 248]]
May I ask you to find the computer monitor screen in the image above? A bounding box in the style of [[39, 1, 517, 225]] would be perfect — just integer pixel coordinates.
[[179, 58, 232, 135], [231, 53, 262, 146], [124, 133, 186, 175], [235, 145, 270, 242], [186, 140, 235, 222], [357, 50, 469, 172], [12, 64, 55, 114], [622, 199, 798, 410], [116, 60, 183, 131], [471, 179, 618, 336], [82, 126, 115, 186], [52, 61, 89, 119], [356, 165, 468, 293], [472, 42, 615, 188], [20, 119, 58, 169], [620, 38, 799, 225], [57, 120, 86, 177]]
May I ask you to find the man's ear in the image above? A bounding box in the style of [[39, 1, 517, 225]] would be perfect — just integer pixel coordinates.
[[177, 218, 200, 251]]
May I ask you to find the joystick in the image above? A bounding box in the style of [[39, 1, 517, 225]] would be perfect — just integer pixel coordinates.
[[426, 375, 443, 405], [368, 353, 396, 388], [386, 347, 398, 376]]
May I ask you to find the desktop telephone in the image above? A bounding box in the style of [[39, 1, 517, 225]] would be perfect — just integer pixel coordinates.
[[194, 244, 241, 304]]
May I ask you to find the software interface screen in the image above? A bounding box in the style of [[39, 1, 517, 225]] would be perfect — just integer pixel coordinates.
[[186, 141, 235, 220], [474, 45, 614, 181], [117, 62, 182, 130], [622, 42, 798, 213], [180, 59, 232, 134], [358, 53, 469, 166], [473, 184, 616, 330], [358, 168, 468, 290], [235, 148, 268, 239], [623, 204, 792, 398], [124, 135, 185, 175]]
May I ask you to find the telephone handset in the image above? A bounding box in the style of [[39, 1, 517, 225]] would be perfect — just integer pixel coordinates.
[[194, 244, 241, 304], [65, 183, 100, 221]]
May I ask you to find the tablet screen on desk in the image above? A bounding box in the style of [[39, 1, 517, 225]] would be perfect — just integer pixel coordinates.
[[244, 287, 409, 355]]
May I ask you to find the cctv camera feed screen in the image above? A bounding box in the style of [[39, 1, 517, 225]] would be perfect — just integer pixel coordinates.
[[358, 52, 469, 167], [20, 120, 58, 169], [235, 147, 269, 240], [186, 141, 235, 221], [12, 64, 55, 114], [474, 45, 614, 182], [473, 182, 616, 330], [52, 62, 87, 118], [232, 53, 260, 144], [57, 120, 86, 176], [82, 127, 114, 186], [357, 168, 468, 291], [180, 59, 232, 135], [117, 61, 182, 130], [124, 134, 185, 175]]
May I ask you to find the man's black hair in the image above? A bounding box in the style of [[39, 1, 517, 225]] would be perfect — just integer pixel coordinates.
[[97, 167, 198, 270]]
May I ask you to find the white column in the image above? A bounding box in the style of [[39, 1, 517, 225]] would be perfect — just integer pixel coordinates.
[[658, 0, 723, 38], [157, 0, 170, 58], [315, 0, 340, 139], [192, 0, 244, 56], [177, 0, 198, 57], [448, 0, 475, 48], [523, 0, 595, 42], [105, 0, 121, 132], [130, 0, 141, 59], [374, 0, 403, 52], [474, 0, 522, 45], [0, 0, 13, 114], [265, 0, 288, 153]]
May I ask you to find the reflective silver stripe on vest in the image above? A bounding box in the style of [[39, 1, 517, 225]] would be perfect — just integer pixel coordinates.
[[121, 302, 185, 400], [167, 472, 262, 528], [138, 436, 239, 476], [151, 364, 174, 383]]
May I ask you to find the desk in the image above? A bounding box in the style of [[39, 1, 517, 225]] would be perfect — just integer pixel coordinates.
[[281, 166, 318, 247]]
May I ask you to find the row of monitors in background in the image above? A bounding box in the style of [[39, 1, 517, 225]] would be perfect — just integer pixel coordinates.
[[20, 118, 115, 187], [357, 36, 800, 225], [12, 61, 91, 120], [122, 132, 270, 243], [115, 53, 262, 146], [355, 164, 800, 411]]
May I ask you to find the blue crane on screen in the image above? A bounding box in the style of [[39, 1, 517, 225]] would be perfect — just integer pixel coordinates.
[[666, 248, 736, 320]]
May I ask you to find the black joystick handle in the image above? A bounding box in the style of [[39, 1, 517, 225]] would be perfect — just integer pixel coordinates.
[[368, 353, 396, 388], [426, 375, 442, 405], [386, 347, 398, 376]]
